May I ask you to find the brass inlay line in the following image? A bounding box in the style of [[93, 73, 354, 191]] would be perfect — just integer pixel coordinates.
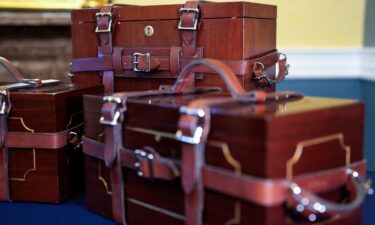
[[207, 140, 241, 175], [9, 149, 36, 182], [286, 133, 351, 180], [9, 117, 34, 133], [8, 117, 37, 182], [126, 125, 243, 224], [224, 201, 241, 225], [127, 198, 185, 221], [98, 161, 112, 195]]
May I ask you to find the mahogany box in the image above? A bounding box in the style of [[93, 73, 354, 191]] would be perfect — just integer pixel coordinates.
[[0, 83, 102, 203], [83, 89, 367, 225], [71, 1, 285, 93]]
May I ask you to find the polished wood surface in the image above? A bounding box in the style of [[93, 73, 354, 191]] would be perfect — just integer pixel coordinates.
[[84, 93, 364, 224], [71, 2, 277, 92], [6, 84, 103, 203]]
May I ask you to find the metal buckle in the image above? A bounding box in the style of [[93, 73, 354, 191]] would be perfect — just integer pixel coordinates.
[[176, 106, 205, 144], [178, 7, 199, 30], [0, 90, 8, 115], [68, 132, 82, 150], [99, 96, 122, 126], [132, 53, 151, 72], [95, 12, 112, 33], [134, 149, 155, 179], [175, 126, 203, 144]]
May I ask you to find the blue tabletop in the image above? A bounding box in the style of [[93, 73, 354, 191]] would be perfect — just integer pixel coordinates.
[[0, 172, 374, 225]]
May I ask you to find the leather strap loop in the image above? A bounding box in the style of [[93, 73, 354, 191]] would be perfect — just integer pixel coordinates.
[[71, 48, 280, 78], [0, 90, 11, 201], [96, 5, 115, 93], [179, 1, 200, 57]]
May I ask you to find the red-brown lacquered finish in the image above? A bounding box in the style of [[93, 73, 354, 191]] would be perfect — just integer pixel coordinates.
[[83, 93, 364, 225], [71, 2, 278, 93], [5, 83, 102, 203]]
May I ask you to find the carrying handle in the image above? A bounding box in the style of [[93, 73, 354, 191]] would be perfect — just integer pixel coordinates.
[[0, 57, 25, 83], [0, 57, 43, 88], [287, 170, 372, 223], [171, 59, 246, 98]]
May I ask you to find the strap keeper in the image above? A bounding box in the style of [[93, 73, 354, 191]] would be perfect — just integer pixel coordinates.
[[99, 96, 122, 126]]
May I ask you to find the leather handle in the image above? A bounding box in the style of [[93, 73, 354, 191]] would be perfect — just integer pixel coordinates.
[[172, 59, 246, 98], [288, 169, 372, 223], [0, 57, 25, 83]]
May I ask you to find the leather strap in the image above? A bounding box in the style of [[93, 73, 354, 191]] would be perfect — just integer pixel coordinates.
[[96, 5, 115, 93], [252, 53, 289, 87], [0, 90, 11, 201], [83, 136, 179, 180], [71, 48, 282, 79], [179, 1, 200, 57], [6, 123, 83, 149], [83, 135, 367, 207]]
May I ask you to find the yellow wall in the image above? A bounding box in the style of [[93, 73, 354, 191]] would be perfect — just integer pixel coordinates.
[[114, 0, 366, 48]]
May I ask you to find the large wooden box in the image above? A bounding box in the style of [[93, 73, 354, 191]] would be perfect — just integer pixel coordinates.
[[83, 91, 366, 225], [71, 2, 281, 93], [1, 83, 102, 203]]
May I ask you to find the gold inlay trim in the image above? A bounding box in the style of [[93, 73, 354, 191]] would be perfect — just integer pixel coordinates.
[[8, 117, 37, 182], [286, 133, 351, 180], [98, 161, 112, 195], [9, 117, 34, 133], [207, 140, 241, 175]]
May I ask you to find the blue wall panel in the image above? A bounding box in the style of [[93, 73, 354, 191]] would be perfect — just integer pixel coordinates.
[[277, 79, 375, 171], [362, 81, 375, 171]]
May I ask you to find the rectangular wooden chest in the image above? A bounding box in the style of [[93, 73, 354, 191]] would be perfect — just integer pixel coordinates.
[[71, 1, 284, 93], [0, 83, 102, 203], [83, 90, 367, 225]]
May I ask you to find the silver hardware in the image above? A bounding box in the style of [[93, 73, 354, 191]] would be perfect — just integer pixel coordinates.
[[144, 25, 154, 37], [68, 132, 82, 150], [296, 204, 304, 213], [0, 90, 8, 115], [132, 53, 151, 72], [99, 111, 120, 126], [175, 126, 203, 144], [179, 106, 205, 117], [134, 149, 155, 179], [308, 214, 317, 222], [95, 12, 112, 33], [137, 171, 144, 177], [178, 8, 199, 30], [290, 183, 301, 195], [103, 96, 122, 104]]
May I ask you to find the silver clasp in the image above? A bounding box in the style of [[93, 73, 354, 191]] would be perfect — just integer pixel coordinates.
[[99, 96, 122, 126], [176, 106, 206, 144], [0, 90, 8, 115], [95, 12, 112, 33], [178, 8, 199, 31], [132, 52, 151, 72]]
